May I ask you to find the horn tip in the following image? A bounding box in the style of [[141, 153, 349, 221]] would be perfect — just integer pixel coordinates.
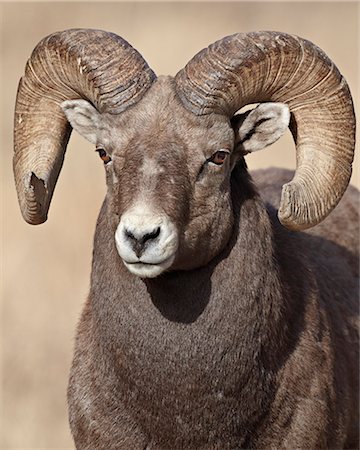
[[278, 182, 316, 231], [23, 213, 48, 226], [20, 172, 49, 225]]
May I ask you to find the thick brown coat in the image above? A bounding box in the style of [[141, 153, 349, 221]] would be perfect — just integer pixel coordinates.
[[68, 164, 359, 449]]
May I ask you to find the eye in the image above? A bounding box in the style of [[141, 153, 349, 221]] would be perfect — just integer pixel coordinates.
[[96, 147, 112, 164], [208, 150, 230, 166]]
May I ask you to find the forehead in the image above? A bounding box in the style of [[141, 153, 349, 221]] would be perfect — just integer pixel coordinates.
[[102, 76, 233, 157]]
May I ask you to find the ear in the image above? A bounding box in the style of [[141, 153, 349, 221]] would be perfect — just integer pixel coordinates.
[[61, 99, 101, 144], [233, 103, 290, 154]]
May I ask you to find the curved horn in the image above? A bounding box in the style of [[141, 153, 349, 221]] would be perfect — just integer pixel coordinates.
[[175, 32, 356, 230], [14, 28, 156, 225]]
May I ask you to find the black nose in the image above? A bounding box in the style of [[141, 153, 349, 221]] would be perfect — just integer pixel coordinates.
[[124, 227, 161, 258]]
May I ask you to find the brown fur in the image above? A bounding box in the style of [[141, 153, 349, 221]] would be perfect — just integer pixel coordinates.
[[64, 78, 359, 449]]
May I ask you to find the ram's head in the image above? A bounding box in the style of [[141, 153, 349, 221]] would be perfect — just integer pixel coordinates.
[[14, 29, 355, 277]]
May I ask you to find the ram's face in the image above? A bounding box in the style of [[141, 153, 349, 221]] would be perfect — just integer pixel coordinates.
[[62, 77, 289, 278], [110, 111, 235, 278], [62, 78, 234, 277]]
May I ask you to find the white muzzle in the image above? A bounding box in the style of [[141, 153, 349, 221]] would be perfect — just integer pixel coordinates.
[[115, 205, 179, 278]]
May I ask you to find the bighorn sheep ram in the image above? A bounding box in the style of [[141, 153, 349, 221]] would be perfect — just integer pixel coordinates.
[[14, 29, 358, 449]]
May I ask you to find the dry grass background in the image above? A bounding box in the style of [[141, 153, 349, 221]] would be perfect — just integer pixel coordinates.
[[1, 1, 358, 448]]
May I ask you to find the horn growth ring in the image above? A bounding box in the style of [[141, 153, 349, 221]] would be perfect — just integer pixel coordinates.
[[14, 29, 156, 224], [175, 31, 356, 230]]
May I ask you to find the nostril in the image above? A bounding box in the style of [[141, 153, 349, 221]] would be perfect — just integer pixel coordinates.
[[124, 226, 161, 256], [124, 227, 160, 243], [142, 227, 161, 244], [124, 229, 136, 241]]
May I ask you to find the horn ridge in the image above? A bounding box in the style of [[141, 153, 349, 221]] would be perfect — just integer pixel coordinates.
[[14, 28, 156, 224], [175, 31, 355, 230]]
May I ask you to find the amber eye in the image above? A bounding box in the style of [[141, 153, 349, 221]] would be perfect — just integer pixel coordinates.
[[96, 148, 112, 164], [209, 150, 230, 166]]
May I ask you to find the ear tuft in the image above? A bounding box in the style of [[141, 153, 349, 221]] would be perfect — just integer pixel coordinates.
[[236, 103, 290, 153], [61, 99, 101, 144]]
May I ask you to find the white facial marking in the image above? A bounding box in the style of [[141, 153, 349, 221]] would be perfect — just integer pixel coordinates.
[[111, 167, 119, 184], [139, 156, 164, 176], [137, 156, 165, 192], [115, 202, 179, 278]]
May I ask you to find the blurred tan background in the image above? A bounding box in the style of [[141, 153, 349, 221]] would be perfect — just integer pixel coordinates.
[[1, 2, 358, 448]]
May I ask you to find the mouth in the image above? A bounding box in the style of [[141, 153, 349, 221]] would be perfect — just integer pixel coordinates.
[[122, 254, 176, 278], [126, 255, 174, 266]]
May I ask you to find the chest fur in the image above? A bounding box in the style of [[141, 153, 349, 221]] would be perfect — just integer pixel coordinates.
[[93, 271, 276, 446]]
